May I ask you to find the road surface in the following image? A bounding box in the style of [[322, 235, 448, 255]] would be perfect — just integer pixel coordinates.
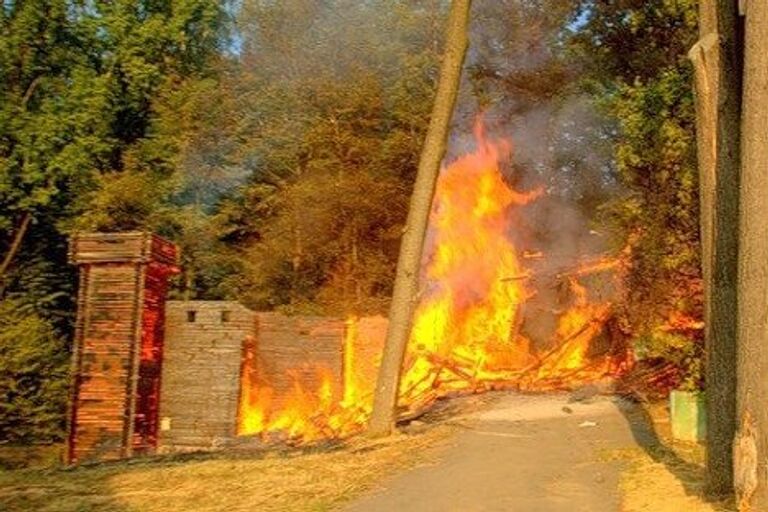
[[342, 393, 638, 512]]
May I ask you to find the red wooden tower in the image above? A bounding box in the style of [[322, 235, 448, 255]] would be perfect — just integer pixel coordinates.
[[67, 232, 179, 464]]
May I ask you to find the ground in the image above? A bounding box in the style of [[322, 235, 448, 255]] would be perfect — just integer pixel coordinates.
[[0, 392, 735, 512], [345, 394, 735, 512], [616, 401, 735, 512]]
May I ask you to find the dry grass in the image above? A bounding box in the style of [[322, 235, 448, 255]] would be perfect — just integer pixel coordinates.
[[615, 402, 735, 512], [0, 427, 452, 512], [618, 445, 735, 512]]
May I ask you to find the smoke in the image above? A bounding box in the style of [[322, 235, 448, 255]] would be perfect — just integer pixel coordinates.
[[215, 1, 624, 343], [434, 0, 623, 349]]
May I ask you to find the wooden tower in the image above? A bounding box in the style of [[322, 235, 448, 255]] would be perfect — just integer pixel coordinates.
[[67, 232, 179, 464]]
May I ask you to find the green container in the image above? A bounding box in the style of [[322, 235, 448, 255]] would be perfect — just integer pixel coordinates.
[[670, 390, 707, 442]]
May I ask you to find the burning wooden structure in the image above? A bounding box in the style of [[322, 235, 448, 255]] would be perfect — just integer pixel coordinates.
[[160, 309, 387, 449], [245, 314, 346, 416], [66, 123, 633, 462], [66, 246, 388, 459], [237, 314, 387, 443], [67, 232, 179, 464]]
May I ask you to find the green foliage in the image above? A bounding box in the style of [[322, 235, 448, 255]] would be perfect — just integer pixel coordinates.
[[0, 1, 108, 230], [571, 0, 702, 383], [0, 0, 228, 443], [0, 223, 75, 443], [0, 298, 69, 444], [634, 329, 704, 392], [207, 1, 443, 314], [606, 64, 700, 327], [0, 0, 228, 230], [570, 0, 698, 85]]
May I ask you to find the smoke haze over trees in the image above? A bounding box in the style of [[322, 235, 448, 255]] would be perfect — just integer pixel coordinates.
[[0, 0, 702, 442]]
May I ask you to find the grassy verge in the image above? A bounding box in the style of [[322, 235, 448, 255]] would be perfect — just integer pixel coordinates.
[[615, 401, 735, 512], [0, 426, 452, 512], [0, 444, 64, 470]]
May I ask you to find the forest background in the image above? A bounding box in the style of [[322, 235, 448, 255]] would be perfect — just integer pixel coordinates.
[[0, 0, 700, 445]]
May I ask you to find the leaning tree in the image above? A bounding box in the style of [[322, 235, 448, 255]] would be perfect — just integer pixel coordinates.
[[368, 0, 472, 436]]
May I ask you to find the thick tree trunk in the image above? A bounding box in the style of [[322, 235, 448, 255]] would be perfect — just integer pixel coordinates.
[[367, 0, 471, 436], [735, 2, 768, 510], [689, 0, 742, 496]]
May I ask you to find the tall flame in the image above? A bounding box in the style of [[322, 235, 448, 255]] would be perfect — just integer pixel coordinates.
[[400, 123, 542, 401]]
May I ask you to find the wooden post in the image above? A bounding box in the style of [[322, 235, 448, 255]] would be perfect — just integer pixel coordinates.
[[735, 1, 768, 509], [67, 232, 179, 464], [688, 0, 742, 496]]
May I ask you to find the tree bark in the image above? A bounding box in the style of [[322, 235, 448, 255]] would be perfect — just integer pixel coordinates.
[[689, 0, 743, 496], [367, 0, 471, 436], [736, 1, 768, 510]]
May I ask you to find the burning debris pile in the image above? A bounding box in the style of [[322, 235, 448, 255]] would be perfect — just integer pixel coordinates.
[[238, 124, 632, 444]]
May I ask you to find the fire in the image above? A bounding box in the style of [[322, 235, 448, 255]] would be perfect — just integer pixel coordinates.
[[398, 122, 626, 405], [400, 123, 540, 401], [534, 279, 613, 378], [237, 320, 373, 443], [237, 121, 630, 443], [238, 364, 369, 442], [662, 310, 705, 332]]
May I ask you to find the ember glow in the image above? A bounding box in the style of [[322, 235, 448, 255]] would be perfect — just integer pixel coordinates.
[[237, 122, 630, 443]]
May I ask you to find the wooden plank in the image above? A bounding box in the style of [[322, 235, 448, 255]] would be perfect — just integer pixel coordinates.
[[254, 313, 345, 412], [69, 232, 179, 266]]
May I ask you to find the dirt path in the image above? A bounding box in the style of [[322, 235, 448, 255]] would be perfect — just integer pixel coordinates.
[[341, 393, 637, 512]]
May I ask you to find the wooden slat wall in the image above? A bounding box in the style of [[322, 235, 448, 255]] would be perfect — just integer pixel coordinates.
[[67, 232, 179, 464], [159, 302, 253, 450], [159, 310, 388, 446], [69, 263, 142, 463], [132, 264, 175, 453], [254, 313, 345, 412], [348, 316, 388, 400], [70, 232, 178, 266]]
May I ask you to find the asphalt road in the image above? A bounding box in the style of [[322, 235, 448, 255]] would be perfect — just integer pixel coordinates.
[[341, 393, 638, 512]]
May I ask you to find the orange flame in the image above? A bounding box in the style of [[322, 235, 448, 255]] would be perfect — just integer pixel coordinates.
[[400, 123, 540, 400], [237, 320, 373, 443]]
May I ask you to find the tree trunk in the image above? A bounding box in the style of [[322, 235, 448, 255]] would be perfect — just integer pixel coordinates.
[[736, 2, 768, 510], [689, 0, 743, 496], [367, 0, 471, 437], [0, 77, 44, 285], [0, 213, 32, 284]]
